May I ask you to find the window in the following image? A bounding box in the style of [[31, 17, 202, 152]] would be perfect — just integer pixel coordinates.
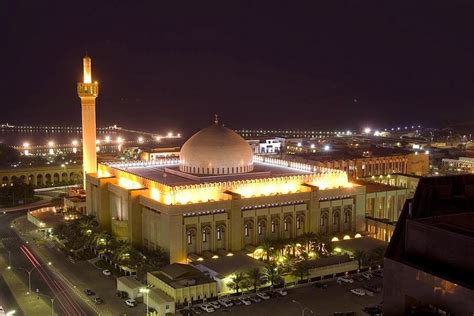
[[344, 212, 349, 223], [296, 216, 303, 229], [333, 212, 339, 225], [244, 224, 249, 237], [271, 220, 276, 233], [217, 227, 223, 240], [202, 230, 208, 243], [187, 231, 193, 245], [258, 221, 265, 235]]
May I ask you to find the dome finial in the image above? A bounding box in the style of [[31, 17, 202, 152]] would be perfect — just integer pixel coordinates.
[[214, 114, 219, 124]]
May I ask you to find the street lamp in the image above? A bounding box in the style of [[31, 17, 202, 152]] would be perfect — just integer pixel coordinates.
[[292, 299, 314, 316], [8, 262, 52, 294], [140, 287, 150, 315], [36, 290, 57, 316]]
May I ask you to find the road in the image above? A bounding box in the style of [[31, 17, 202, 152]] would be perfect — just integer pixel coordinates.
[[0, 210, 94, 315]]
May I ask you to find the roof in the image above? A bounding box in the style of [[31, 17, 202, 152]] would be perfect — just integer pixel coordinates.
[[386, 174, 474, 290], [180, 123, 254, 175], [334, 236, 388, 253], [192, 251, 266, 278], [150, 263, 215, 289], [352, 180, 402, 193], [109, 161, 311, 187], [117, 276, 143, 289]]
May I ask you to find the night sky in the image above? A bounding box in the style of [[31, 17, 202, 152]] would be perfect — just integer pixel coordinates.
[[4, 1, 474, 134]]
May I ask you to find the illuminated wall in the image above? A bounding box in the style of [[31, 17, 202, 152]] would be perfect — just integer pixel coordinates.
[[98, 157, 352, 205]]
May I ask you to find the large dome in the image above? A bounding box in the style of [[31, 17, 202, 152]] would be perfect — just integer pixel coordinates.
[[179, 123, 254, 175]]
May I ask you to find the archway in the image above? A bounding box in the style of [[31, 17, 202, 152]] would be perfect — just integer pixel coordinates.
[[45, 174, 52, 185], [53, 173, 60, 184], [36, 174, 43, 186], [2, 176, 9, 186]]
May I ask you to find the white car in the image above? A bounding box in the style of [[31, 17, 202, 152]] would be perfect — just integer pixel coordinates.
[[239, 297, 252, 305], [337, 276, 354, 284], [125, 299, 137, 307], [218, 299, 234, 307], [364, 289, 374, 296], [208, 301, 221, 309], [256, 292, 270, 300], [361, 272, 372, 280], [200, 304, 215, 313], [274, 289, 287, 296], [350, 288, 366, 296], [102, 269, 112, 276]]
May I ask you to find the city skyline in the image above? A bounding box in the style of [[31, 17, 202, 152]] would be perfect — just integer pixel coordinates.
[[5, 2, 474, 132]]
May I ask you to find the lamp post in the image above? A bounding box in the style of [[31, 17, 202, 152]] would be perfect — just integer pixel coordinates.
[[292, 299, 314, 316], [8, 262, 52, 294], [36, 290, 56, 316], [140, 287, 150, 315]]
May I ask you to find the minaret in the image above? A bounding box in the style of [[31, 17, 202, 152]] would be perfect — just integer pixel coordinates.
[[77, 56, 99, 186]]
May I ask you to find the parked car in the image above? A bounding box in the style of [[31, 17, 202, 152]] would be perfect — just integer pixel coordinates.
[[256, 292, 271, 300], [249, 295, 261, 303], [83, 289, 95, 296], [274, 289, 287, 296], [125, 299, 137, 307], [350, 288, 366, 296], [364, 284, 382, 293], [190, 306, 203, 314], [218, 299, 233, 307], [200, 304, 215, 313], [102, 269, 112, 276], [361, 272, 373, 280], [372, 271, 383, 278], [238, 297, 252, 305], [116, 291, 128, 298], [364, 289, 374, 296], [93, 297, 104, 305], [337, 276, 354, 284], [354, 275, 366, 282], [208, 302, 221, 309], [232, 298, 243, 306]]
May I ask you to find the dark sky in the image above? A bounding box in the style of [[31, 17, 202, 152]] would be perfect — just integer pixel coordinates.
[[4, 1, 474, 134]]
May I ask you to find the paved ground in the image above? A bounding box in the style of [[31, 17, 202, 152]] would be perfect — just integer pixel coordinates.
[[207, 278, 382, 316], [13, 215, 148, 316]]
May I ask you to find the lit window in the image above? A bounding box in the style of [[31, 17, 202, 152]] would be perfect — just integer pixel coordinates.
[[244, 224, 249, 237], [217, 227, 223, 241], [187, 231, 193, 245], [296, 217, 302, 229], [271, 220, 276, 233], [202, 230, 208, 243], [284, 219, 289, 231], [258, 222, 265, 235]]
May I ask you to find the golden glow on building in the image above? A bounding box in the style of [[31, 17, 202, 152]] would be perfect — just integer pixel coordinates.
[[99, 157, 353, 206]]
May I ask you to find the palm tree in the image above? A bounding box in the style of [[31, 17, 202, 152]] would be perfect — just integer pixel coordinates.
[[292, 261, 310, 282], [272, 238, 286, 257], [353, 249, 367, 270], [287, 238, 299, 257], [301, 232, 316, 252], [258, 239, 273, 262], [369, 246, 386, 265], [226, 272, 246, 295], [246, 268, 266, 292], [263, 263, 282, 287]]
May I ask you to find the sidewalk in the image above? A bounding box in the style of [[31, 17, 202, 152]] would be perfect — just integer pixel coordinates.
[[1, 195, 52, 213], [0, 255, 53, 315]]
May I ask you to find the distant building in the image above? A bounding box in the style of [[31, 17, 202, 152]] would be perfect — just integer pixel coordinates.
[[442, 156, 474, 173], [384, 175, 474, 315]]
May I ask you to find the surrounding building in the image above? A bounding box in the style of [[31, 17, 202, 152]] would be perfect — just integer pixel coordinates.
[[0, 165, 83, 187], [147, 263, 217, 304], [442, 156, 474, 173], [384, 174, 474, 315]]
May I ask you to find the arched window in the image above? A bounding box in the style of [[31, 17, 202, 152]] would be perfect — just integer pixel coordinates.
[[333, 212, 339, 225], [284, 217, 291, 231], [187, 230, 193, 245], [296, 216, 303, 229], [271, 219, 277, 233], [258, 221, 265, 235], [217, 226, 224, 241], [202, 227, 210, 243], [244, 224, 250, 237]]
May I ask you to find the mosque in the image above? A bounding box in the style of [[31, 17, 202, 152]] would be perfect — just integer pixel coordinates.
[[81, 57, 407, 264]]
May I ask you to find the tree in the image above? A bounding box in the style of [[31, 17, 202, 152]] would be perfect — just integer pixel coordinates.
[[353, 249, 367, 270], [226, 273, 247, 295], [300, 232, 316, 252], [293, 261, 310, 281], [0, 144, 20, 168], [264, 263, 283, 287], [369, 246, 386, 265], [246, 268, 266, 292], [258, 239, 273, 261]]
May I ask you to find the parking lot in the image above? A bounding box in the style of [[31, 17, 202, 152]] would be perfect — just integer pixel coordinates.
[[183, 274, 383, 316]]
